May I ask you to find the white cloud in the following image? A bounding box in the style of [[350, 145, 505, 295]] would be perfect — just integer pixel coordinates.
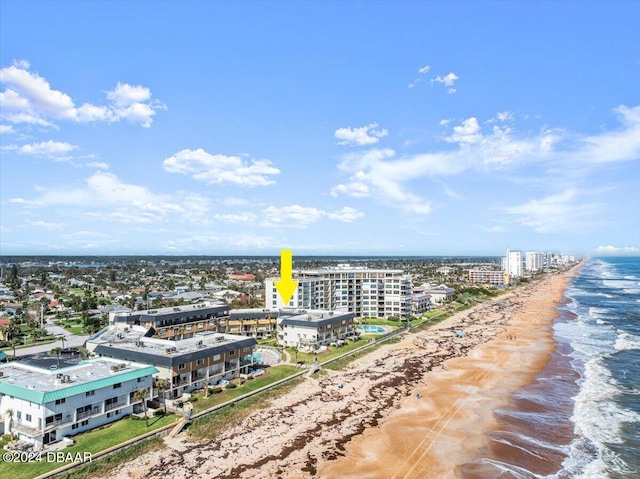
[[563, 105, 640, 164], [8, 172, 222, 228], [446, 117, 482, 144], [495, 111, 514, 122], [0, 61, 163, 128], [330, 105, 640, 216], [408, 64, 431, 88], [439, 119, 452, 126], [594, 245, 640, 255], [219, 197, 250, 206], [329, 182, 370, 198], [326, 206, 364, 222], [0, 124, 15, 134], [334, 123, 388, 146], [261, 204, 364, 228], [13, 140, 78, 160], [85, 161, 110, 169], [501, 189, 599, 233], [163, 148, 280, 187], [214, 212, 257, 224], [431, 72, 459, 93], [23, 220, 65, 230]]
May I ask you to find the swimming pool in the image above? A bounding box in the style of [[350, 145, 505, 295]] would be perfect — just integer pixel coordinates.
[[357, 325, 385, 334], [251, 352, 264, 363]]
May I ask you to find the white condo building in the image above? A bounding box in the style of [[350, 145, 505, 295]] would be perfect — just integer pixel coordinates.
[[525, 252, 543, 272], [0, 358, 156, 447], [504, 249, 523, 279], [265, 264, 412, 318]]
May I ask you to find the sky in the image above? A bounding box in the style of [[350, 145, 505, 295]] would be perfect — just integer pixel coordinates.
[[0, 1, 639, 257]]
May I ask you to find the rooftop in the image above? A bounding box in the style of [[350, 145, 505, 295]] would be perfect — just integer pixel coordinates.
[[0, 358, 157, 404], [278, 309, 355, 328], [110, 300, 229, 323]]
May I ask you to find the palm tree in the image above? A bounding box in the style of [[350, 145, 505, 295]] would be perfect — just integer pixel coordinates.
[[10, 338, 20, 358], [49, 347, 62, 368], [57, 335, 67, 350], [6, 409, 13, 434], [133, 388, 149, 426], [155, 379, 168, 413], [31, 326, 41, 344]]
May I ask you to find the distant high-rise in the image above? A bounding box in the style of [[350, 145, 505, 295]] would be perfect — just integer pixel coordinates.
[[504, 249, 523, 279], [525, 252, 542, 272]]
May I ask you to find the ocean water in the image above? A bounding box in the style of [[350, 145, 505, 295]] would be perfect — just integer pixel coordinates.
[[460, 257, 640, 479]]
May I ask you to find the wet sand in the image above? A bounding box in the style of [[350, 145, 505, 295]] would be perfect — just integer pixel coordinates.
[[104, 265, 581, 479]]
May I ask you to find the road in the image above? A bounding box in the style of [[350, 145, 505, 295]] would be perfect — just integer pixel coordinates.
[[1, 317, 89, 358]]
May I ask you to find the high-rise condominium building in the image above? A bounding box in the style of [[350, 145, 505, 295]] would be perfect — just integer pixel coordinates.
[[265, 264, 412, 318]]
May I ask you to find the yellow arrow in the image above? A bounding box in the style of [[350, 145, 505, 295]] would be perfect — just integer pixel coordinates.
[[275, 249, 298, 305]]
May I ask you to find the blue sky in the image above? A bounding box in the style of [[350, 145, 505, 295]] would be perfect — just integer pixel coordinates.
[[1, 1, 639, 256]]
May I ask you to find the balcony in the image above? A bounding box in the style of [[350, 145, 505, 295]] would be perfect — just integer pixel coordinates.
[[44, 414, 73, 430], [12, 421, 41, 437], [76, 407, 101, 420], [104, 400, 126, 412]]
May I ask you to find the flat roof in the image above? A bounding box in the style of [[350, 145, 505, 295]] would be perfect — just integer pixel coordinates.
[[278, 309, 355, 328], [0, 358, 158, 404], [110, 301, 229, 323], [90, 330, 256, 368]]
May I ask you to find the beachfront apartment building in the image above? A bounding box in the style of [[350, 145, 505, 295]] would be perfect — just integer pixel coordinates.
[[86, 329, 256, 404], [412, 293, 432, 314], [0, 358, 156, 448], [265, 265, 412, 318], [525, 252, 543, 272], [468, 269, 508, 285], [504, 249, 523, 279], [108, 301, 230, 340], [221, 308, 279, 338], [276, 310, 355, 351]]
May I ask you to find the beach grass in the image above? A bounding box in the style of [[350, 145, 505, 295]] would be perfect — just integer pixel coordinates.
[[192, 364, 300, 412], [189, 378, 304, 440]]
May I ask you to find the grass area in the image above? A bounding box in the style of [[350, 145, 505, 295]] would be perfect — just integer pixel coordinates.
[[192, 364, 301, 412], [189, 377, 304, 440], [60, 437, 166, 479], [0, 415, 178, 479], [256, 337, 278, 346], [285, 337, 372, 365], [68, 287, 86, 297]]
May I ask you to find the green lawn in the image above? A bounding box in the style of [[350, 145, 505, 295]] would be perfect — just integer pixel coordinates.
[[192, 364, 300, 412], [68, 288, 86, 297], [285, 337, 373, 365], [0, 415, 178, 479]]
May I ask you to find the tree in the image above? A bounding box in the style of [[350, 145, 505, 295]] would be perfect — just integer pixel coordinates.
[[6, 409, 13, 434], [57, 335, 67, 350], [133, 388, 149, 426], [10, 338, 20, 358], [155, 379, 168, 413], [49, 347, 62, 368]]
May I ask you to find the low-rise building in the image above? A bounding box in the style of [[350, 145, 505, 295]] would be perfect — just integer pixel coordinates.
[[86, 328, 256, 403], [222, 309, 279, 338], [108, 302, 229, 340], [468, 269, 508, 285], [0, 358, 156, 447], [412, 293, 432, 314], [418, 285, 456, 304], [276, 310, 355, 351]]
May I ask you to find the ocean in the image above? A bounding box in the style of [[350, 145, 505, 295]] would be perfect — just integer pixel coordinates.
[[461, 257, 640, 478]]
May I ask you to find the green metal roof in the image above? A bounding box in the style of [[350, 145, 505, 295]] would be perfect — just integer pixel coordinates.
[[0, 365, 158, 404], [0, 351, 7, 361]]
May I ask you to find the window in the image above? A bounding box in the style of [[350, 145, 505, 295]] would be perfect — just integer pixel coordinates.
[[81, 420, 89, 426], [137, 377, 143, 382], [229, 350, 235, 356], [213, 354, 221, 361], [55, 398, 66, 405], [26, 414, 32, 422], [196, 359, 203, 365], [178, 363, 186, 370], [86, 390, 95, 397], [107, 412, 112, 418], [113, 383, 121, 389], [72, 423, 79, 430]]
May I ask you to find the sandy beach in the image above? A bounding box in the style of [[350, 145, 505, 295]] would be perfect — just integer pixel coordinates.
[[104, 265, 580, 479]]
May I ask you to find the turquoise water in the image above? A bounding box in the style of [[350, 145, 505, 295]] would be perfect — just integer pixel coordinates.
[[357, 325, 385, 333], [251, 352, 264, 362]]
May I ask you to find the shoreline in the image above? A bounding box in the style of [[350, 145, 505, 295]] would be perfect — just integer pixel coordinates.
[[105, 265, 582, 479], [319, 265, 581, 479]]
